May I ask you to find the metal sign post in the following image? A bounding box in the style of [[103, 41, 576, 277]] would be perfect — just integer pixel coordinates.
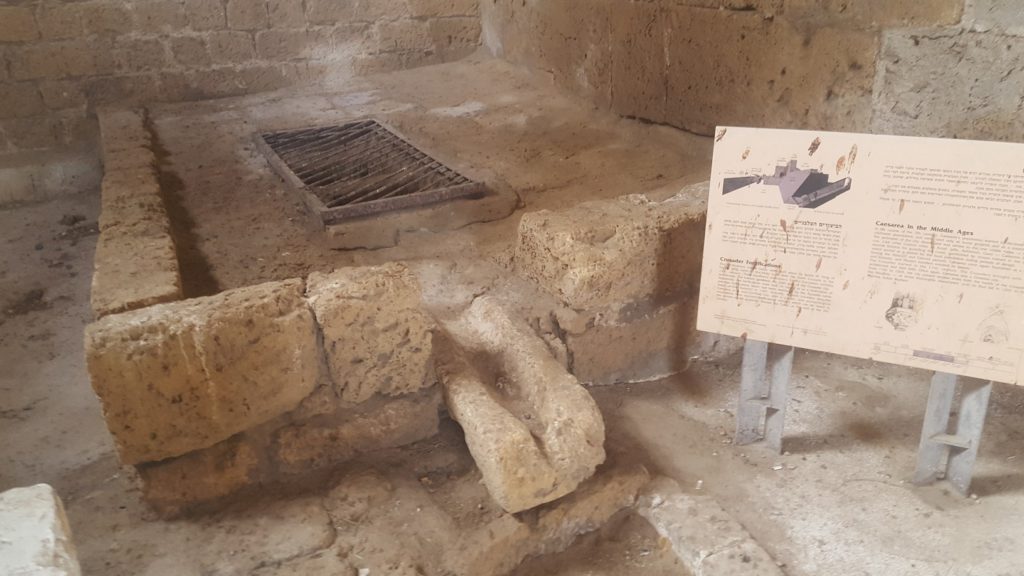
[[913, 372, 994, 495], [735, 340, 795, 453]]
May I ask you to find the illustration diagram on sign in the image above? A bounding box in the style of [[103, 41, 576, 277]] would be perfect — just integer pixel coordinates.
[[722, 159, 852, 208], [885, 292, 920, 332]]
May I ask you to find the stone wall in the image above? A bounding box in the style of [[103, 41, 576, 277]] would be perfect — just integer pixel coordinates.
[[0, 0, 481, 203], [480, 0, 1024, 142]]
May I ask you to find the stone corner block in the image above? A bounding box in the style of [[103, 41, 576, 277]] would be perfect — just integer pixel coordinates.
[[86, 278, 321, 465], [306, 263, 436, 404], [0, 484, 82, 576], [515, 183, 709, 311], [438, 296, 606, 513]]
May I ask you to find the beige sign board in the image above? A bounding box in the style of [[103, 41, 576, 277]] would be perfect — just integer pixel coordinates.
[[697, 127, 1024, 385]]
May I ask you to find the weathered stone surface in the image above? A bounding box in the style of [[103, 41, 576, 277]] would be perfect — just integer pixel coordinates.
[[448, 462, 650, 575], [663, 7, 877, 135], [90, 224, 183, 318], [515, 183, 707, 311], [306, 263, 435, 403], [637, 476, 783, 576], [873, 29, 1024, 141], [137, 435, 266, 516], [0, 484, 81, 576], [438, 296, 605, 513], [86, 279, 320, 464], [274, 387, 442, 473], [785, 0, 964, 29], [965, 0, 1024, 35]]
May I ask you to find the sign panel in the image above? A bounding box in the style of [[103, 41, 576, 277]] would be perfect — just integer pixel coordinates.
[[697, 127, 1024, 384]]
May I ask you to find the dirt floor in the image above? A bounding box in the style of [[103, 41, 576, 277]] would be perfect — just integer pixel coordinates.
[[4, 56, 1024, 575]]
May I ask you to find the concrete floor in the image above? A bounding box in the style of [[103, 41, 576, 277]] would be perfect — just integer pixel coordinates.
[[2, 56, 1024, 575]]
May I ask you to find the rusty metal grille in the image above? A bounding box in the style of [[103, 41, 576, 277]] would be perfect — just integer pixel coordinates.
[[258, 120, 485, 224]]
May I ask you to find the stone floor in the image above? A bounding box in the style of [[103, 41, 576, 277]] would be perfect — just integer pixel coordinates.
[[3, 56, 1024, 575]]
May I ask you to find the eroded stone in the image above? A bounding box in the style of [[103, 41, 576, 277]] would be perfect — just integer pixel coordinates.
[[438, 296, 605, 513], [306, 263, 435, 403], [86, 279, 320, 464], [515, 183, 708, 311]]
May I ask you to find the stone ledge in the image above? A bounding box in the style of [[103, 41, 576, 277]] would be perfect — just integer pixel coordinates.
[[91, 108, 183, 318]]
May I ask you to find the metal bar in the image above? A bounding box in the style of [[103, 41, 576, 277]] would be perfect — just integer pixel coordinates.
[[321, 182, 486, 225], [913, 373, 992, 496], [913, 372, 958, 485], [947, 380, 992, 495], [735, 340, 793, 453]]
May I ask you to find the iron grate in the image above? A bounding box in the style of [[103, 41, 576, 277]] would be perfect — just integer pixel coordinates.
[[258, 120, 486, 224]]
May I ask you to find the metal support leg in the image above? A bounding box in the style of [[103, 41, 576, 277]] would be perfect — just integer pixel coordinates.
[[913, 372, 993, 495], [735, 340, 794, 453]]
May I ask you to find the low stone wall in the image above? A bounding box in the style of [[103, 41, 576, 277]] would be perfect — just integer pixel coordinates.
[[515, 182, 740, 386], [90, 108, 182, 318], [85, 262, 443, 515], [481, 0, 1024, 142], [0, 0, 482, 203]]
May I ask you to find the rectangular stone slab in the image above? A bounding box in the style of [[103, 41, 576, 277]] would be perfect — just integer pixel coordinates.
[[86, 279, 320, 464]]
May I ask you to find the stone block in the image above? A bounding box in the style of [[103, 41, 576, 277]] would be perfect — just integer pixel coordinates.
[[137, 435, 267, 516], [185, 0, 227, 30], [39, 81, 87, 110], [663, 7, 877, 135], [515, 183, 708, 311], [135, 0, 189, 34], [170, 36, 211, 67], [255, 29, 311, 60], [0, 6, 39, 43], [372, 20, 434, 53], [206, 31, 257, 65], [306, 263, 435, 403], [274, 387, 442, 474], [89, 223, 183, 318], [85, 279, 318, 464], [427, 17, 481, 60], [610, 0, 666, 121], [786, 0, 964, 29], [438, 296, 606, 513], [267, 0, 307, 28], [0, 83, 44, 119], [37, 4, 83, 40], [637, 477, 784, 576], [81, 1, 134, 36], [227, 0, 270, 30], [0, 484, 81, 576], [116, 38, 171, 74], [448, 462, 649, 575], [966, 0, 1024, 35], [873, 29, 1024, 141], [305, 0, 356, 25], [410, 0, 480, 18], [1, 116, 60, 150]]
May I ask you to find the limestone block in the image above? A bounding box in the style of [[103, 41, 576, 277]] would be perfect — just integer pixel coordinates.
[[610, 0, 667, 121], [448, 462, 649, 575], [637, 477, 784, 576], [86, 279, 320, 464], [137, 435, 266, 516], [515, 183, 708, 311], [438, 296, 605, 513], [306, 263, 435, 403], [966, 0, 1024, 35], [873, 29, 1024, 141], [785, 0, 963, 29], [663, 7, 877, 135], [90, 224, 182, 318], [0, 484, 81, 576], [274, 387, 442, 473]]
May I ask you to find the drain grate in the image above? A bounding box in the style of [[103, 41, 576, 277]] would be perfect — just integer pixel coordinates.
[[258, 120, 486, 224]]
